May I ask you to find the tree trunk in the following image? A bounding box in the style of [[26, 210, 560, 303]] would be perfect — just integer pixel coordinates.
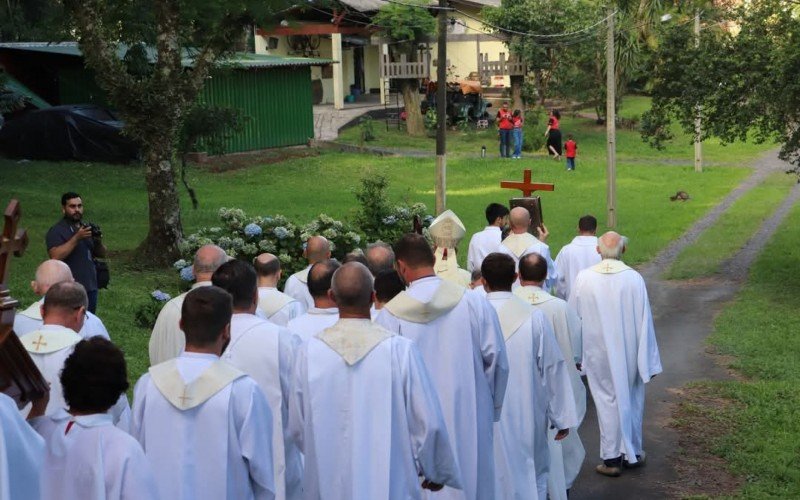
[[400, 78, 425, 136], [138, 139, 183, 265], [510, 75, 524, 113]]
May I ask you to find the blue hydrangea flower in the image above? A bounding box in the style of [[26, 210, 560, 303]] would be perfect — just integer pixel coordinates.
[[273, 226, 290, 240], [172, 259, 188, 270], [382, 215, 397, 225], [179, 266, 195, 282], [244, 223, 262, 238], [151, 290, 171, 302]]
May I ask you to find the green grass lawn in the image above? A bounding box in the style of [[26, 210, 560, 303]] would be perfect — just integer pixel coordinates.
[[684, 203, 800, 497], [664, 172, 797, 279]]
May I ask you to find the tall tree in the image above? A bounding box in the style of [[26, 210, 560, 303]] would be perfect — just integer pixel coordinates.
[[372, 1, 436, 136], [641, 0, 798, 174], [62, 0, 281, 264]]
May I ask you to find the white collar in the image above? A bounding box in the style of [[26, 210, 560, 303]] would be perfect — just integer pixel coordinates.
[[40, 324, 78, 333], [408, 275, 439, 289], [486, 291, 514, 300], [180, 352, 220, 361], [308, 307, 338, 315]]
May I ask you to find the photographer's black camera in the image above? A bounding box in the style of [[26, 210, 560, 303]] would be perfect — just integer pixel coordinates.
[[81, 222, 103, 239]]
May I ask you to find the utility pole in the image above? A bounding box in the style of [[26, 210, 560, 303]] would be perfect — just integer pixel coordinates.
[[694, 10, 703, 173], [435, 0, 448, 214], [606, 6, 617, 228]]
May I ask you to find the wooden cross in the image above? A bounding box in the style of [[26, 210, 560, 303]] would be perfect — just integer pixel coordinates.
[[500, 169, 554, 197], [31, 335, 47, 351], [0, 199, 29, 288]]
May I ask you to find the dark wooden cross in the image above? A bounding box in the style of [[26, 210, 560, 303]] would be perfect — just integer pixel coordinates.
[[500, 169, 554, 197]]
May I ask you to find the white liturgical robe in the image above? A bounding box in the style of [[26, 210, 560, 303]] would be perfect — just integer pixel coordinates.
[[223, 313, 301, 500], [14, 298, 110, 340], [467, 226, 502, 272], [148, 281, 211, 366], [19, 325, 130, 429], [497, 232, 558, 291], [434, 247, 472, 288], [515, 285, 586, 497], [288, 319, 462, 499], [0, 393, 44, 500], [376, 276, 509, 500], [257, 287, 305, 326], [132, 353, 275, 500], [31, 410, 159, 500], [283, 266, 314, 311], [569, 259, 662, 463], [553, 236, 600, 300], [487, 292, 578, 500], [287, 307, 339, 344]]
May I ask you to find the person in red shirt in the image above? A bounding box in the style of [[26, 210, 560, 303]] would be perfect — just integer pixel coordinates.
[[496, 101, 514, 158], [511, 110, 524, 159], [544, 109, 562, 160], [564, 133, 578, 170]]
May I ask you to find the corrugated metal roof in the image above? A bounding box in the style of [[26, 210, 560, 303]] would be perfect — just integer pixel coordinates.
[[0, 42, 332, 68]]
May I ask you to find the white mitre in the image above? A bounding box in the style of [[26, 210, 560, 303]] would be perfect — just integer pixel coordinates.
[[429, 210, 470, 286]]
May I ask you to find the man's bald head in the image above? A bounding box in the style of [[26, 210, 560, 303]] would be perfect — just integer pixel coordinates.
[[519, 252, 548, 283], [509, 207, 531, 231], [308, 259, 341, 298], [365, 242, 395, 276], [193, 245, 229, 280], [33, 259, 73, 295], [598, 231, 627, 260], [253, 253, 280, 278], [306, 236, 331, 264], [331, 262, 374, 311]]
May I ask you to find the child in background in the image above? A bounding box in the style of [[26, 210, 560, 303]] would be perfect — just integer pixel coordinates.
[[565, 134, 578, 170], [511, 110, 524, 159]]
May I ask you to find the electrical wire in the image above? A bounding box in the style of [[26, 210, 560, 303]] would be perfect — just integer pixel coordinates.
[[455, 7, 616, 38]]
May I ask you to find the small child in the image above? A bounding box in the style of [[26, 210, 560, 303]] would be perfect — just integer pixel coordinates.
[[512, 110, 524, 159], [30, 338, 159, 500], [564, 134, 578, 170]]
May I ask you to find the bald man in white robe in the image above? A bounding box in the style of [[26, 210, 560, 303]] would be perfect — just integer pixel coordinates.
[[496, 207, 558, 290], [481, 253, 577, 500], [289, 263, 462, 498], [287, 260, 340, 344], [254, 253, 305, 326], [515, 252, 586, 498], [284, 236, 331, 310], [554, 215, 601, 300], [376, 234, 509, 500], [149, 244, 228, 366], [14, 259, 109, 340], [569, 232, 662, 476]]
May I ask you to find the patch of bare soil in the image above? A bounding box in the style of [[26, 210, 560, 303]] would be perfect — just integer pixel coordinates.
[[191, 147, 320, 173], [667, 385, 744, 499]]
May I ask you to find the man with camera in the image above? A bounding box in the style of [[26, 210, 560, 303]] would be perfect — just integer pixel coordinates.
[[46, 192, 107, 313]]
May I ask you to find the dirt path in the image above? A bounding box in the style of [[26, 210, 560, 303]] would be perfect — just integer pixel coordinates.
[[569, 149, 800, 499]]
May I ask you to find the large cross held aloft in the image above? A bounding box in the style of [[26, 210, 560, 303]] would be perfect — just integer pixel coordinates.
[[500, 169, 554, 197]]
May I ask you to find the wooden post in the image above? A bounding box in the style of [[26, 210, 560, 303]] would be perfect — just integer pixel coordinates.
[[380, 44, 388, 105], [435, 0, 448, 214], [606, 6, 617, 228], [694, 10, 703, 173], [332, 33, 344, 110]]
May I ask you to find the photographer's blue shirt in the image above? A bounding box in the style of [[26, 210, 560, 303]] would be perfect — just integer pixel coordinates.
[[46, 218, 97, 292]]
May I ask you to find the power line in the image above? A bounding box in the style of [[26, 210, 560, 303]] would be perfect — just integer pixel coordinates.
[[454, 7, 616, 38]]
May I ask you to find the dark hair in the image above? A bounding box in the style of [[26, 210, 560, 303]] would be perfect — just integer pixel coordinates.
[[393, 233, 435, 268], [519, 252, 548, 282], [512, 109, 521, 117], [181, 286, 233, 347], [578, 215, 597, 233], [567, 133, 574, 140], [42, 281, 88, 315], [212, 260, 257, 310], [485, 203, 509, 225], [365, 242, 395, 276], [253, 256, 280, 277], [470, 269, 482, 282], [308, 259, 341, 298], [61, 192, 81, 206], [552, 109, 561, 119], [481, 253, 516, 291], [61, 337, 129, 414], [374, 269, 405, 303]]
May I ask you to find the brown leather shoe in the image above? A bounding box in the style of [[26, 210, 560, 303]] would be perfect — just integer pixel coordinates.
[[595, 464, 622, 477]]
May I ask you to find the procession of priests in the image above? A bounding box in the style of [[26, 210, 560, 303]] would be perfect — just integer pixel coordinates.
[[5, 202, 662, 500]]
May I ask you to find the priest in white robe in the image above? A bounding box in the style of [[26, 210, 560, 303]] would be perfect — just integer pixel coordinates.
[[467, 203, 509, 272], [0, 392, 46, 500], [496, 207, 557, 290], [287, 260, 341, 344], [284, 236, 331, 310], [569, 231, 662, 476], [18, 282, 129, 428], [554, 215, 601, 300], [132, 286, 275, 500], [14, 259, 109, 340], [481, 253, 578, 500], [254, 253, 305, 325], [31, 337, 159, 500], [148, 244, 228, 366], [289, 262, 462, 498], [376, 234, 509, 500], [515, 252, 586, 498], [429, 210, 472, 287], [212, 259, 302, 499]]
